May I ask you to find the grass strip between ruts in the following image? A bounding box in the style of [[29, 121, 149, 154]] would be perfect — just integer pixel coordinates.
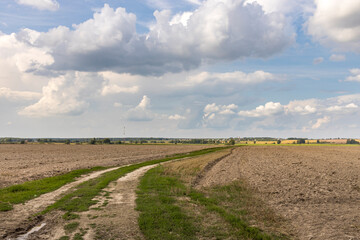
[[137, 165, 288, 240], [0, 167, 107, 211], [42, 146, 228, 215], [136, 166, 197, 240]]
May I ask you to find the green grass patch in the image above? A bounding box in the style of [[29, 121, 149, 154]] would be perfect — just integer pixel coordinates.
[[42, 147, 228, 215], [0, 201, 12, 211], [62, 212, 80, 220], [58, 236, 70, 240], [136, 166, 198, 240], [64, 222, 80, 233], [0, 166, 106, 211]]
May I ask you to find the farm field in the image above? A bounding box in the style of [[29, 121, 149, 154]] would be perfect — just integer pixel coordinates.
[[1, 145, 359, 239], [199, 146, 360, 239], [0, 144, 212, 188]]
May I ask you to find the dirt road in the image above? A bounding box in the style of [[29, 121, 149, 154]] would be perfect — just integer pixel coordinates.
[[1, 167, 123, 239]]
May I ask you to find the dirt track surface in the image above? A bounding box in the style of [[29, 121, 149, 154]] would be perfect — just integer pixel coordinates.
[[23, 165, 156, 240], [0, 144, 210, 188], [0, 167, 121, 239], [199, 146, 360, 240]]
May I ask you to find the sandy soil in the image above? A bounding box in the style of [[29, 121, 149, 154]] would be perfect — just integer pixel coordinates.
[[0, 144, 210, 188], [198, 146, 360, 240]]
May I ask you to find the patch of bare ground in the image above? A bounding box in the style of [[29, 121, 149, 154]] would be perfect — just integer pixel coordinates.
[[1, 167, 121, 239], [0, 144, 211, 188], [198, 146, 360, 240], [24, 165, 156, 240]]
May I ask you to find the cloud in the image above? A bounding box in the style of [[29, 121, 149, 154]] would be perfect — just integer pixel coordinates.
[[16, 2, 294, 75], [313, 57, 324, 64], [307, 0, 360, 52], [19, 72, 103, 117], [238, 102, 283, 117], [0, 87, 42, 101], [169, 114, 186, 120], [167, 70, 284, 97], [185, 0, 202, 5], [345, 68, 360, 82], [285, 100, 317, 115], [329, 54, 346, 62], [184, 70, 281, 86], [244, 0, 312, 14], [113, 102, 123, 108], [0, 29, 54, 73], [203, 103, 238, 128], [16, 0, 59, 11], [312, 116, 330, 129], [101, 85, 139, 95], [326, 103, 358, 112], [126, 95, 154, 121]]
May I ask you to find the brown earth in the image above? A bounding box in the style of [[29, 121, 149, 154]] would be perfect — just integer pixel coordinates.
[[198, 146, 360, 240], [0, 144, 211, 188]]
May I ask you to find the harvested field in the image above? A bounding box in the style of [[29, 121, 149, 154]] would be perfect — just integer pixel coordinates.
[[199, 146, 360, 240], [0, 144, 211, 188]]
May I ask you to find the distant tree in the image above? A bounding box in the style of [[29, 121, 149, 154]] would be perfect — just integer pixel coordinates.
[[228, 138, 235, 145], [65, 139, 70, 145], [103, 138, 111, 144], [297, 139, 306, 144], [253, 140, 256, 144], [277, 140, 281, 144], [89, 138, 96, 145], [20, 140, 26, 144], [115, 140, 122, 144], [317, 139, 320, 144], [346, 139, 359, 144]]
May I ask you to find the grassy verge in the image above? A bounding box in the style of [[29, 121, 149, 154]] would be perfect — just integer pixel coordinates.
[[42, 146, 228, 215], [136, 152, 290, 240], [136, 167, 197, 240], [0, 167, 106, 211]]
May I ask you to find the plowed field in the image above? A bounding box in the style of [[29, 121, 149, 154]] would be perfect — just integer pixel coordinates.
[[0, 144, 211, 188], [199, 146, 360, 240]]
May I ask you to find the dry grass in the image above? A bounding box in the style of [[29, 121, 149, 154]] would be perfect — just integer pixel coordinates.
[[164, 149, 232, 185]]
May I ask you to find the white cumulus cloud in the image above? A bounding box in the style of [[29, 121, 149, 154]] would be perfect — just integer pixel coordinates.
[[345, 68, 360, 82], [14, 1, 294, 75], [169, 114, 186, 120], [312, 116, 330, 129], [19, 72, 103, 117], [16, 0, 59, 11], [238, 102, 283, 117], [126, 95, 154, 121], [307, 0, 360, 52]]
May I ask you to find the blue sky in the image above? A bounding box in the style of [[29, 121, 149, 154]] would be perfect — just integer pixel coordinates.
[[0, 0, 360, 138]]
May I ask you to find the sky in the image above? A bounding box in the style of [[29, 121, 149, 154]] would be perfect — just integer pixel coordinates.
[[0, 0, 360, 138]]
